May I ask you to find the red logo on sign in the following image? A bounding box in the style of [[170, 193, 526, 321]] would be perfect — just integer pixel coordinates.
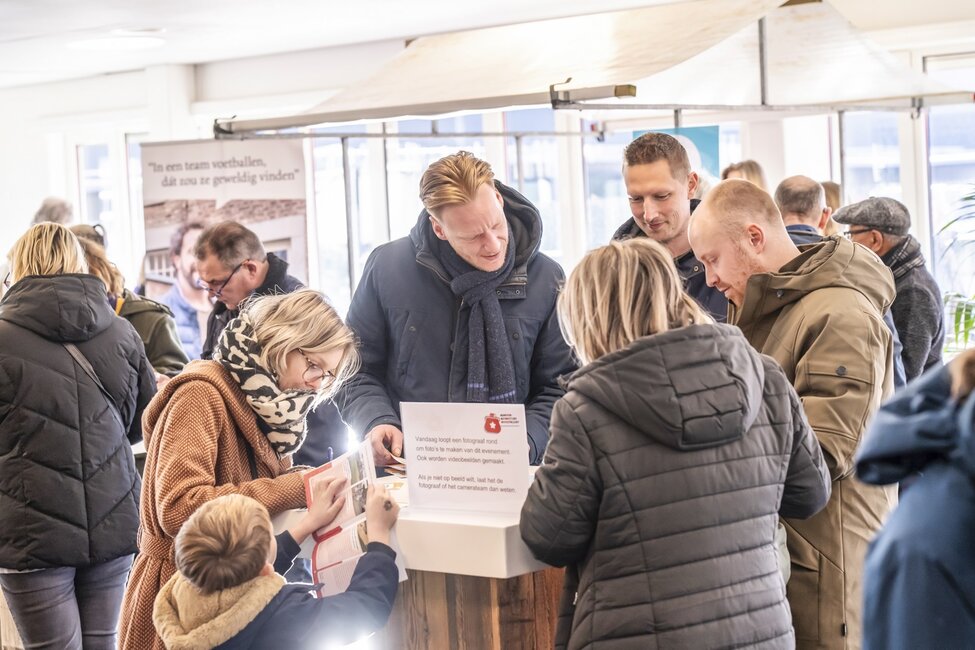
[[484, 414, 501, 434]]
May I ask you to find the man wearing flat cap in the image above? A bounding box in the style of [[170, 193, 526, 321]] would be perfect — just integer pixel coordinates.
[[835, 197, 944, 380]]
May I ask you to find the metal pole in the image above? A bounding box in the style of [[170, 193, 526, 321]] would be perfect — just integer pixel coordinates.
[[758, 17, 769, 106], [515, 135, 526, 193], [673, 109, 683, 129], [341, 137, 357, 297], [381, 123, 392, 242], [212, 129, 629, 142], [837, 111, 847, 205]]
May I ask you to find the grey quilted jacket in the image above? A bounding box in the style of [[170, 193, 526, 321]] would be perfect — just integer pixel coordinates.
[[520, 323, 830, 649]]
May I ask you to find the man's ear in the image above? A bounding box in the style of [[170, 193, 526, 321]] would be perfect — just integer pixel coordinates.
[[259, 562, 274, 577], [746, 223, 766, 252], [866, 229, 885, 253], [429, 215, 448, 241], [817, 207, 833, 233], [686, 172, 699, 200]]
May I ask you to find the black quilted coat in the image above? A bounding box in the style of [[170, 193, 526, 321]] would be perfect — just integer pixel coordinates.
[[0, 274, 156, 570], [521, 323, 830, 649]]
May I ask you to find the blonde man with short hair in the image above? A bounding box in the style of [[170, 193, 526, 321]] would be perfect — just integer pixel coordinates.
[[689, 179, 897, 649], [521, 238, 830, 648], [336, 151, 575, 466], [153, 487, 400, 649]]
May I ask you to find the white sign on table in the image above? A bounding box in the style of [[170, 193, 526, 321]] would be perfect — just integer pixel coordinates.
[[401, 402, 530, 514]]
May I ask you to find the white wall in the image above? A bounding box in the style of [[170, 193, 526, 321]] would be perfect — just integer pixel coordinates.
[[0, 39, 403, 279]]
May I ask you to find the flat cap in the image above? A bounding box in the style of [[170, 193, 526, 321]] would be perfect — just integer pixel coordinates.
[[833, 197, 910, 236]]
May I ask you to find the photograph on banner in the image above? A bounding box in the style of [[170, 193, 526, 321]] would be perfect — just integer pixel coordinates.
[[139, 138, 309, 304], [401, 402, 530, 514], [634, 126, 720, 184]]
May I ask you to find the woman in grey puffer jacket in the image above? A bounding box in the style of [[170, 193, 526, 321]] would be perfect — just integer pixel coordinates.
[[520, 239, 831, 649]]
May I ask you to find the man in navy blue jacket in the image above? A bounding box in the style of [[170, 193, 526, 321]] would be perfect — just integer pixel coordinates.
[[336, 151, 576, 466], [612, 132, 728, 322], [856, 351, 975, 649]]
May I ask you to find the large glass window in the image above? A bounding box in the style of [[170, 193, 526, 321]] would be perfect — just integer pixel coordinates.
[[302, 108, 585, 302], [924, 54, 975, 352], [582, 130, 631, 248], [386, 116, 493, 241], [505, 109, 562, 261], [311, 137, 353, 316], [842, 111, 902, 203], [77, 143, 116, 240]]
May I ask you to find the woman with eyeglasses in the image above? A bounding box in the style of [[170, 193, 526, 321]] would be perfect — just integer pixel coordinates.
[[118, 289, 360, 650]]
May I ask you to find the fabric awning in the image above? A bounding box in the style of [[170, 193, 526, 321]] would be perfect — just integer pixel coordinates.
[[615, 0, 969, 109], [216, 0, 784, 133], [215, 0, 972, 135]]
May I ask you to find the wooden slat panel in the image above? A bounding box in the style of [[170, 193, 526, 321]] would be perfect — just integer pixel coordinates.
[[532, 568, 564, 648], [447, 574, 500, 650], [497, 573, 536, 649], [375, 569, 451, 649], [376, 567, 562, 649]]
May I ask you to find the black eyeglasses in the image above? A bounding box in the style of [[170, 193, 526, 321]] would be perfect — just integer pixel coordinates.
[[843, 229, 873, 238], [197, 261, 245, 299]]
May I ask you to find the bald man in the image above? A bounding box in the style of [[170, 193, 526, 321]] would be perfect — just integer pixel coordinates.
[[689, 179, 897, 650]]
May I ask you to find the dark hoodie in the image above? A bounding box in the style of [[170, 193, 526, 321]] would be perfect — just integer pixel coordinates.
[[857, 364, 975, 649], [0, 274, 156, 570], [520, 323, 830, 649], [336, 181, 576, 464]]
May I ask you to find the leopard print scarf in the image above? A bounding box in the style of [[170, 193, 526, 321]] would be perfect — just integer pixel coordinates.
[[212, 312, 314, 457]]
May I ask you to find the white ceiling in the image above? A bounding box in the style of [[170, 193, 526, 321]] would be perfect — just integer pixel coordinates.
[[1, 0, 974, 90]]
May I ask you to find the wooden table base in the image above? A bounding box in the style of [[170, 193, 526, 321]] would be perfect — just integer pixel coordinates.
[[374, 567, 564, 649]]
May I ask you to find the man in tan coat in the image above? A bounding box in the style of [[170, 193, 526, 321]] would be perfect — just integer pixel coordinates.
[[689, 179, 898, 649]]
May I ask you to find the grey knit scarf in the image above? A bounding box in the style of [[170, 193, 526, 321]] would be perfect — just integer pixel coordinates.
[[883, 234, 925, 281], [212, 312, 315, 457], [437, 236, 518, 403]]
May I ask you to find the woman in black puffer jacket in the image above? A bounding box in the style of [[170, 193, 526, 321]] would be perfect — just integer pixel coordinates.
[[0, 223, 156, 650], [520, 238, 831, 650]]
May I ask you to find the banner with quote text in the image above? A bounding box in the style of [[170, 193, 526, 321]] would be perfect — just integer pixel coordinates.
[[139, 138, 308, 302]]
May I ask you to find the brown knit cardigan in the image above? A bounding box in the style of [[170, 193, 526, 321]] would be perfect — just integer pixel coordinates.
[[118, 360, 307, 650]]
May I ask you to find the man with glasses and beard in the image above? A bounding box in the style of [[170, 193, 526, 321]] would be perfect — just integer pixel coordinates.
[[194, 221, 303, 360]]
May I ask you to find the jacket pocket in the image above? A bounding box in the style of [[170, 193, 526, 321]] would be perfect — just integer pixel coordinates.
[[786, 532, 821, 642], [389, 309, 427, 381]]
